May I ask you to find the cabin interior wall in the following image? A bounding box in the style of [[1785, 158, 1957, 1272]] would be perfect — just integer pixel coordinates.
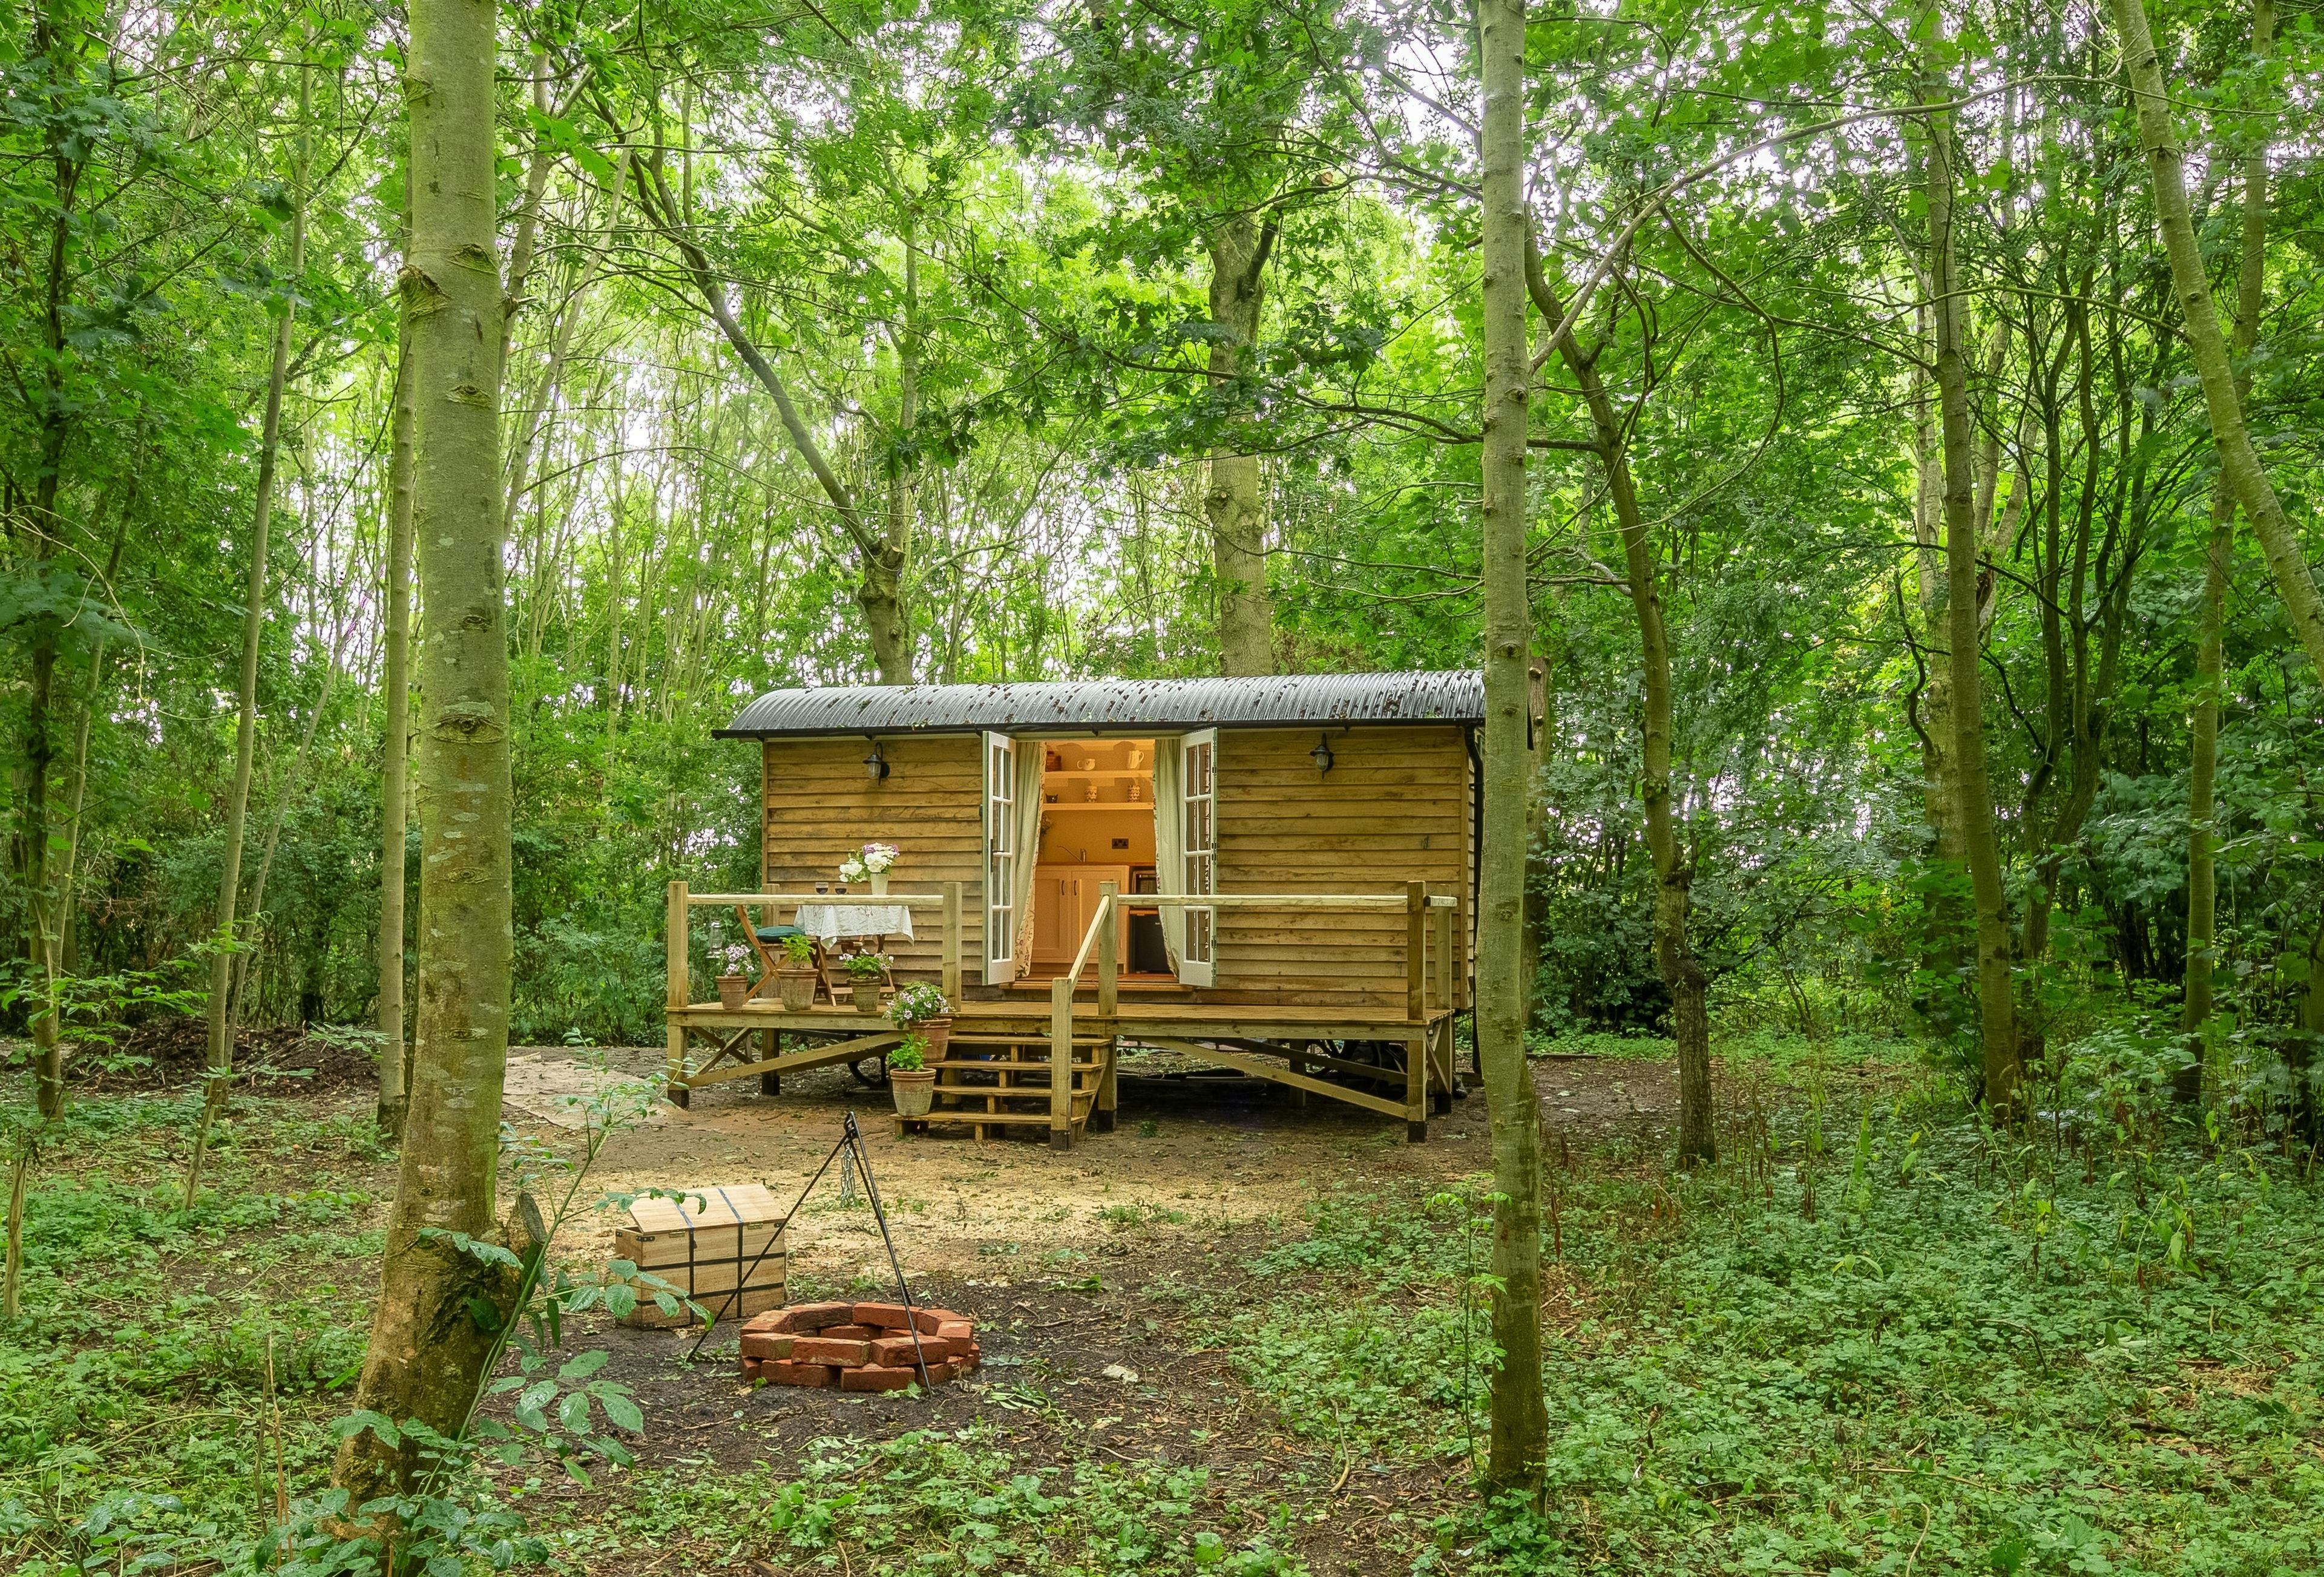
[[1028, 736, 1160, 969]]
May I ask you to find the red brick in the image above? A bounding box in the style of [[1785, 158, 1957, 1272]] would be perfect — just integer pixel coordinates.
[[741, 1356, 764, 1383], [764, 1361, 837, 1388], [934, 1320, 974, 1345], [741, 1311, 787, 1335], [821, 1323, 878, 1340], [791, 1336, 872, 1365], [960, 1344, 980, 1370], [853, 1302, 914, 1328], [775, 1302, 855, 1333], [839, 1364, 921, 1392], [911, 1307, 961, 1335], [740, 1332, 794, 1360], [868, 1334, 926, 1367]]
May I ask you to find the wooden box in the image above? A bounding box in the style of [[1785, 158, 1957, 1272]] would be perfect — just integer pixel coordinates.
[[614, 1184, 787, 1328]]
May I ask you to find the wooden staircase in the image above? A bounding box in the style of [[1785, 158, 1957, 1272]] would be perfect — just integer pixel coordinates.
[[896, 1032, 1116, 1142]]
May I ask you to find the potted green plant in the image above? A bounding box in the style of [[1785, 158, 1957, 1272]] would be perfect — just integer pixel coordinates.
[[887, 1034, 936, 1117], [777, 933, 818, 1012], [888, 982, 953, 1059], [844, 951, 890, 1014], [715, 944, 753, 1011]]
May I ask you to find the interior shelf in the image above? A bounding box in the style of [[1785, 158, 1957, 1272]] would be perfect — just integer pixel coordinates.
[[1044, 767, 1154, 780], [1042, 801, 1153, 811]]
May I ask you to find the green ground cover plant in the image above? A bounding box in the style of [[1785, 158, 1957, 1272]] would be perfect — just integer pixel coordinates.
[[5, 1031, 2323, 1574]]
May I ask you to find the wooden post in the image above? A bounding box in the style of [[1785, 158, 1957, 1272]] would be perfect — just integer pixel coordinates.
[[1094, 881, 1119, 1134], [760, 1028, 780, 1096], [942, 880, 962, 1005], [1049, 975, 1074, 1151], [1097, 881, 1118, 1019], [1405, 1031, 1428, 1144], [1434, 902, 1454, 1015], [1406, 882, 1426, 1024], [1458, 889, 1472, 1009], [665, 879, 690, 1107]]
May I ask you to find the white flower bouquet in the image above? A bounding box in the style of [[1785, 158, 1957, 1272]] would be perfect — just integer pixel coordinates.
[[838, 842, 901, 884]]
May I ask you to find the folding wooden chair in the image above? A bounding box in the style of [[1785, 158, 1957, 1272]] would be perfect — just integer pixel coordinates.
[[733, 905, 838, 1004]]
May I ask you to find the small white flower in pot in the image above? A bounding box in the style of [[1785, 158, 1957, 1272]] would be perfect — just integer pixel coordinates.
[[844, 951, 891, 1012], [715, 943, 753, 1009]]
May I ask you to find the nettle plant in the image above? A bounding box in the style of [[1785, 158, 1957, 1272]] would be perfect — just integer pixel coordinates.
[[278, 1061, 701, 1572]]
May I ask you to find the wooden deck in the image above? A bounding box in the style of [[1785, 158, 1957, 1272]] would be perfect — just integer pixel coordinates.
[[663, 881, 1469, 1149], [663, 998, 1464, 1147]]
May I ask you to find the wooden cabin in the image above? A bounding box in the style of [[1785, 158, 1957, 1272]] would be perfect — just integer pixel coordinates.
[[663, 671, 1480, 1147]]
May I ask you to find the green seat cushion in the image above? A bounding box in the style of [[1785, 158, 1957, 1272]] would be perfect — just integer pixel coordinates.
[[755, 925, 810, 943]]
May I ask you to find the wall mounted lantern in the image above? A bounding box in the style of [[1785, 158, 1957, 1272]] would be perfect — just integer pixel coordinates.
[[1310, 733, 1336, 774], [863, 742, 890, 779]]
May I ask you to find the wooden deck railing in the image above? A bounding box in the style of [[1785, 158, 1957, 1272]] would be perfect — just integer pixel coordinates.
[[663, 882, 965, 1011], [1042, 884, 1463, 1147]]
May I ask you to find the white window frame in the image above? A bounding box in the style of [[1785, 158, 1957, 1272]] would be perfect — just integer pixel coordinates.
[[1179, 728, 1216, 986], [982, 730, 1017, 985]]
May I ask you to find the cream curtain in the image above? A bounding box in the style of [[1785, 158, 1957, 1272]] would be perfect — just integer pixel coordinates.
[[1008, 741, 1045, 977], [1150, 735, 1184, 970]]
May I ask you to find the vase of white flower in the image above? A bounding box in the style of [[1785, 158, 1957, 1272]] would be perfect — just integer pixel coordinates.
[[839, 842, 901, 895]]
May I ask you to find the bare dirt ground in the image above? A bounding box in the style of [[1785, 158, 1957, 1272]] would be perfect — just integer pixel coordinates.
[[514, 1044, 1679, 1283], [490, 1044, 1687, 1573]]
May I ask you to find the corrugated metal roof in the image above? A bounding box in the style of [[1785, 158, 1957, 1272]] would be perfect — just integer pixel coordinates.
[[716, 670, 1484, 737]]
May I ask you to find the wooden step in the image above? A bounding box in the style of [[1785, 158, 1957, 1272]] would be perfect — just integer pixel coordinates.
[[912, 1107, 1090, 1126], [932, 1058, 1103, 1073], [945, 1035, 1113, 1049]]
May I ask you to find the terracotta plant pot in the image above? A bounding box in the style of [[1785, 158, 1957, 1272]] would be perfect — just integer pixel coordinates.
[[779, 971, 816, 1012], [889, 1067, 936, 1118], [853, 983, 886, 1014], [716, 974, 749, 1011], [919, 1016, 953, 1059]]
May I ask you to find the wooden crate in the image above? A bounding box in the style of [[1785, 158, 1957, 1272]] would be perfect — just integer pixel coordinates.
[[615, 1183, 787, 1328]]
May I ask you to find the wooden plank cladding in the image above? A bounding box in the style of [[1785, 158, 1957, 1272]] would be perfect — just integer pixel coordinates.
[[1212, 727, 1472, 1009], [747, 720, 1473, 1012], [761, 733, 985, 985]]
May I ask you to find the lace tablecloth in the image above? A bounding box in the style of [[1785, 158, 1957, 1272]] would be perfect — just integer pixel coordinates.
[[795, 903, 916, 943]]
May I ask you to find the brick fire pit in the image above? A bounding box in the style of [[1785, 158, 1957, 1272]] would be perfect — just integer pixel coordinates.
[[739, 1300, 980, 1392]]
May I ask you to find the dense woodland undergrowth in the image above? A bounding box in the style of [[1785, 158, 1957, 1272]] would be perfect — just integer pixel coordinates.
[[5, 1034, 2324, 1573]]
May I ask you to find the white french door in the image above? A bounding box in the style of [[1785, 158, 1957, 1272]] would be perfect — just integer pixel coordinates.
[[982, 731, 1017, 985], [1179, 728, 1216, 986]]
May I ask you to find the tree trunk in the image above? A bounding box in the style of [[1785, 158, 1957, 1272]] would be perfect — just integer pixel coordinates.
[[1474, 0, 1548, 1497], [333, 0, 520, 1506], [1520, 240, 1712, 1164], [1205, 212, 1276, 677], [186, 54, 309, 1203], [1921, 13, 2018, 1116], [620, 143, 911, 681], [21, 10, 87, 1122], [379, 308, 416, 1135], [2183, 0, 2274, 1103], [2109, 0, 2324, 685], [232, 604, 349, 1028]]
